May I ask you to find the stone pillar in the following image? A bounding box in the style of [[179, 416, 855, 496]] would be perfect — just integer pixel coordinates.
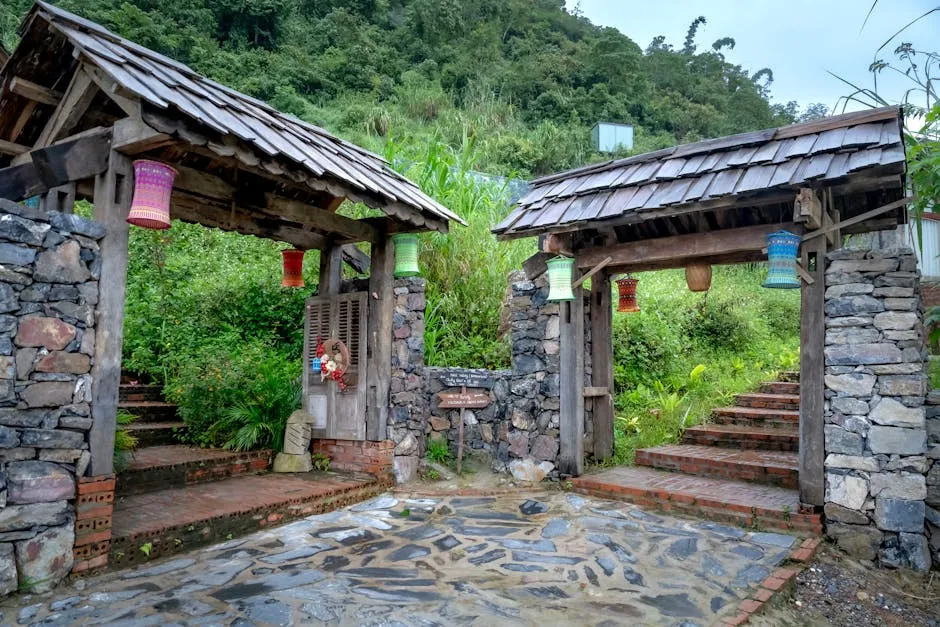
[[388, 277, 427, 482], [823, 247, 931, 571], [0, 199, 106, 593]]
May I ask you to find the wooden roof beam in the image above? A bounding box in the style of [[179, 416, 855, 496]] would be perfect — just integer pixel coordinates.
[[577, 222, 798, 271], [0, 139, 30, 156], [9, 76, 63, 106], [264, 194, 377, 243]]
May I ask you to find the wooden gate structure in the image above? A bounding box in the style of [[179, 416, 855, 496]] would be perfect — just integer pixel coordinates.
[[494, 106, 909, 507], [0, 1, 464, 475]]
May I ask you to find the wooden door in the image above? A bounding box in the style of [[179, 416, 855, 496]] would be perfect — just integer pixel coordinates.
[[303, 292, 368, 441]]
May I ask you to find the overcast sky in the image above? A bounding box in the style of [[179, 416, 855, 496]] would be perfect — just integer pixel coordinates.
[[567, 0, 936, 115]]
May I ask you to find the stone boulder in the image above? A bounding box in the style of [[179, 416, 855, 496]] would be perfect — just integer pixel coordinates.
[[14, 525, 74, 593], [14, 317, 76, 351], [0, 544, 15, 596], [509, 458, 554, 482], [21, 382, 74, 409], [33, 241, 89, 284], [869, 398, 925, 428], [6, 462, 74, 505]]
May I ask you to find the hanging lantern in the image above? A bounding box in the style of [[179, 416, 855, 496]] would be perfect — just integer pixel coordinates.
[[127, 160, 177, 230], [393, 234, 420, 278], [546, 256, 575, 302], [23, 197, 40, 210], [685, 263, 712, 292], [763, 230, 801, 289], [616, 277, 640, 313], [281, 249, 305, 288]]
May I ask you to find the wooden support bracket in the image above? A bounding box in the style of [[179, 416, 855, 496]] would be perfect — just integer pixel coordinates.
[[795, 260, 816, 285], [583, 386, 609, 398], [572, 256, 612, 289]]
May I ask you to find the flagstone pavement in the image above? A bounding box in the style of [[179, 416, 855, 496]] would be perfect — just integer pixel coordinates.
[[0, 491, 802, 626]]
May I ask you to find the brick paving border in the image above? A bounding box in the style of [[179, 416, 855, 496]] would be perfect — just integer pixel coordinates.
[[720, 537, 824, 626]]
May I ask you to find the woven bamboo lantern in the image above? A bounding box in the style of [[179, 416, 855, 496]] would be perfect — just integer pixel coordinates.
[[281, 249, 305, 287], [393, 234, 420, 277], [546, 256, 575, 301], [763, 230, 801, 289], [616, 277, 640, 313], [127, 160, 177, 229], [685, 263, 712, 292]]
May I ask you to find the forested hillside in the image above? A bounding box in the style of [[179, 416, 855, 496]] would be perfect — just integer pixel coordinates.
[[0, 1, 809, 453], [1, 0, 823, 177]]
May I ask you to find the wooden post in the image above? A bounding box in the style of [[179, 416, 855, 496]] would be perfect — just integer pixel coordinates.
[[558, 286, 585, 476], [457, 386, 466, 475], [318, 241, 343, 296], [591, 272, 614, 460], [799, 235, 827, 506], [88, 152, 132, 476], [365, 234, 394, 441]]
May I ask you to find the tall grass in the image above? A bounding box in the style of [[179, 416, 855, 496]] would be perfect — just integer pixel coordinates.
[[383, 134, 534, 368]]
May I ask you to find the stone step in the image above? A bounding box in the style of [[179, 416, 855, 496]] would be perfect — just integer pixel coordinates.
[[712, 406, 800, 428], [125, 422, 184, 447], [118, 401, 178, 423], [116, 445, 273, 496], [635, 444, 799, 489], [118, 384, 165, 403], [735, 392, 800, 411], [682, 424, 799, 451], [760, 381, 800, 395], [109, 471, 391, 570], [778, 371, 800, 383], [572, 466, 821, 535]]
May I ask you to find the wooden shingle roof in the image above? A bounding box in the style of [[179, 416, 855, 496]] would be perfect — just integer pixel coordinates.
[[494, 107, 905, 239], [27, 1, 464, 230]]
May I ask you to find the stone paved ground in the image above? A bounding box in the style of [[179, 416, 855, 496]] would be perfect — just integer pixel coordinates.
[[0, 491, 801, 626]]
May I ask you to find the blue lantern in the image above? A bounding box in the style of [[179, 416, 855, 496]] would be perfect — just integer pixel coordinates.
[[763, 230, 801, 289]]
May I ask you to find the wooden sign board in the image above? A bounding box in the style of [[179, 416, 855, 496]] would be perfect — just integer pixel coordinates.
[[437, 391, 491, 409], [438, 371, 494, 389]]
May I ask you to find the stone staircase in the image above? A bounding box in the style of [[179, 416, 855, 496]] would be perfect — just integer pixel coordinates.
[[573, 372, 823, 534], [119, 375, 185, 447], [106, 375, 391, 571]]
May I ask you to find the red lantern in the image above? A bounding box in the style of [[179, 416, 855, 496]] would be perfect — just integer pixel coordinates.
[[127, 160, 176, 230], [616, 277, 640, 313], [281, 249, 305, 287]]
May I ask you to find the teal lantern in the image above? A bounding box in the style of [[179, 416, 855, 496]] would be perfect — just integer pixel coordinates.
[[763, 230, 801, 289], [393, 234, 420, 277], [546, 256, 575, 301]]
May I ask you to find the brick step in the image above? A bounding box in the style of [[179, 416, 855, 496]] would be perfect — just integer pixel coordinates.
[[682, 424, 799, 451], [635, 444, 799, 488], [125, 422, 184, 447], [116, 445, 274, 497], [109, 471, 391, 570], [712, 406, 799, 428], [119, 384, 165, 403], [118, 401, 178, 423], [778, 371, 800, 383], [735, 392, 800, 411], [571, 466, 821, 535], [760, 381, 800, 395]]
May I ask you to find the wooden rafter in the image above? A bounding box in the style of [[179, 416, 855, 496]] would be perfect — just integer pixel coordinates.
[[30, 66, 98, 152], [10, 76, 63, 106]]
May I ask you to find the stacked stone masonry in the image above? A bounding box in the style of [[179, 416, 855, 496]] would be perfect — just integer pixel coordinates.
[[823, 246, 936, 571], [388, 273, 591, 483], [0, 199, 106, 593]]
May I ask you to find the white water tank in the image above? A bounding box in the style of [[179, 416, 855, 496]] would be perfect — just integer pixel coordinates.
[[591, 122, 634, 153]]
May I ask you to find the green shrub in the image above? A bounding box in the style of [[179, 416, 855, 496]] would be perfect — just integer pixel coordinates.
[[114, 410, 139, 473], [426, 438, 451, 464], [684, 299, 752, 351]]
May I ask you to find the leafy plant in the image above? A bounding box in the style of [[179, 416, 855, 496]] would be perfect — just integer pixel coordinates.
[[213, 357, 302, 452], [114, 410, 139, 473], [425, 438, 452, 464], [312, 453, 331, 472], [139, 542, 152, 557]]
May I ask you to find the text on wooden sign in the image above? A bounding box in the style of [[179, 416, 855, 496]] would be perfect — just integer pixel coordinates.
[[437, 391, 491, 409]]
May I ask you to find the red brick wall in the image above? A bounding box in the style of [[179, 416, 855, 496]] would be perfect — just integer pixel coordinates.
[[923, 283, 940, 309], [72, 475, 115, 574], [312, 439, 394, 478]]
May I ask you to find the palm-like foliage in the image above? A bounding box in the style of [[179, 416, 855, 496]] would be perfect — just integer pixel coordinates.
[[216, 361, 301, 452]]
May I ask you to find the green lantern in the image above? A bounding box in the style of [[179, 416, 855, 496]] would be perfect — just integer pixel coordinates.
[[393, 234, 420, 277], [546, 256, 575, 301]]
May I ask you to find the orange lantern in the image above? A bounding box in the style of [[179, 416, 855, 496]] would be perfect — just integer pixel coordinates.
[[616, 277, 640, 313], [281, 249, 305, 287]]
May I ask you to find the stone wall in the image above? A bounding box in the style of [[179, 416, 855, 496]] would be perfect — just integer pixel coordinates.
[[387, 272, 593, 483], [0, 199, 105, 593], [823, 247, 935, 571]]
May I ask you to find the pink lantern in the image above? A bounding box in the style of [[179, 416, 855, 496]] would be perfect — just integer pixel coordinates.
[[281, 249, 305, 287], [127, 160, 177, 229]]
